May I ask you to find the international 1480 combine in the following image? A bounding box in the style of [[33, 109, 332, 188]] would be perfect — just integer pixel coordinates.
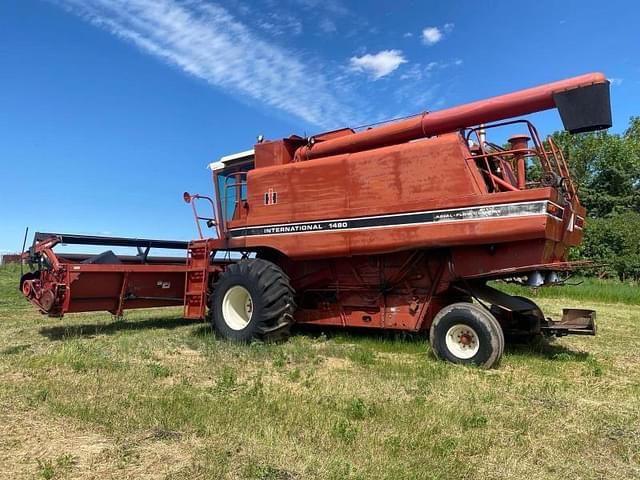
[[21, 72, 612, 367]]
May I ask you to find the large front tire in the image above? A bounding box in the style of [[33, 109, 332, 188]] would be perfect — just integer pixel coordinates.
[[430, 302, 504, 368], [211, 259, 296, 342]]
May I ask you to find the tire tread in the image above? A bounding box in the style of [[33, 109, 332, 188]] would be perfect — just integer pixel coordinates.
[[210, 258, 296, 342]]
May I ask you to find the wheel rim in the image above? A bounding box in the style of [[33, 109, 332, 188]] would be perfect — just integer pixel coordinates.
[[445, 324, 479, 359], [222, 286, 253, 330]]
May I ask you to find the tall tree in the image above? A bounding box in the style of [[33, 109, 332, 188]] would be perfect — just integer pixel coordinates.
[[551, 117, 640, 279], [552, 117, 640, 218]]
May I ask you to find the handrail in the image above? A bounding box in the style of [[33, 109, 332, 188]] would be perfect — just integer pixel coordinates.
[[185, 193, 217, 239], [464, 120, 576, 199]]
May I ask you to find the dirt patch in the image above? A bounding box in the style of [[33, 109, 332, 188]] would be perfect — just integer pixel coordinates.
[[155, 347, 204, 366], [321, 356, 350, 370], [0, 370, 32, 384], [0, 403, 197, 479], [0, 403, 111, 479]]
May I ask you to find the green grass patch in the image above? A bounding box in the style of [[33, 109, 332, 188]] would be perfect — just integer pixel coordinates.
[[490, 276, 640, 305], [1, 264, 639, 479]]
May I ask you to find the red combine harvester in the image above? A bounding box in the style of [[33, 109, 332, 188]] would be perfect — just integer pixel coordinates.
[[21, 73, 612, 367]]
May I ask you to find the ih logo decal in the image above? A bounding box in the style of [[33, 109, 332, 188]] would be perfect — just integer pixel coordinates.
[[264, 188, 278, 205]]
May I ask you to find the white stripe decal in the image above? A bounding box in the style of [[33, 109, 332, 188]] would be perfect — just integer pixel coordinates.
[[228, 200, 563, 238]]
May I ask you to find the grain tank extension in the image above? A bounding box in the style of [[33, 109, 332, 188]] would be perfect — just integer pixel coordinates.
[[21, 73, 611, 367]]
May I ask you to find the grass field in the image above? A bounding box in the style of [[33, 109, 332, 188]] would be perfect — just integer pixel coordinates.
[[490, 277, 640, 305], [1, 264, 639, 479]]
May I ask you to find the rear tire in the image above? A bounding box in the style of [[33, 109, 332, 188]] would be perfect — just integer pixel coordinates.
[[430, 302, 504, 368], [210, 259, 296, 342]]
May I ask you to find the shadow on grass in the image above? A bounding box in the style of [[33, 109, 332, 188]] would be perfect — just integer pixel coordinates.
[[290, 325, 591, 362], [291, 323, 425, 343], [192, 322, 589, 362], [39, 315, 590, 363], [40, 316, 204, 341], [191, 322, 424, 344], [505, 339, 590, 361], [191, 323, 215, 338]]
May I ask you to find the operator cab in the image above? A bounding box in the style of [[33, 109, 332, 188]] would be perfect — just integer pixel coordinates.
[[209, 149, 255, 226]]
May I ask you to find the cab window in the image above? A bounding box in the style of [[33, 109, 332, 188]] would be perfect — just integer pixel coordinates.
[[217, 163, 252, 222]]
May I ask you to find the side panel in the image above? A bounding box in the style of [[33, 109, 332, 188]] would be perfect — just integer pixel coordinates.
[[344, 135, 485, 216], [232, 134, 495, 258], [231, 201, 563, 260], [226, 131, 579, 267], [244, 133, 482, 224]]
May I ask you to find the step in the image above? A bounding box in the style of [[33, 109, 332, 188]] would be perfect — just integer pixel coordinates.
[[185, 291, 205, 297]]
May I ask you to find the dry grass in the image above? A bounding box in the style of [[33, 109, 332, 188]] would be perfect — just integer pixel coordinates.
[[1, 264, 639, 479]]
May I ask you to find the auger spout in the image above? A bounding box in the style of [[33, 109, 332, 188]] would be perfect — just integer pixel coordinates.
[[295, 72, 610, 161]]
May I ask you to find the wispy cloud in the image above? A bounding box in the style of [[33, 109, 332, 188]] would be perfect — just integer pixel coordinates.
[[255, 12, 303, 36], [51, 0, 455, 130], [421, 23, 454, 45], [290, 0, 349, 17], [319, 18, 337, 34], [53, 0, 357, 128], [399, 63, 423, 81], [609, 77, 624, 86], [400, 58, 463, 82], [426, 58, 463, 72], [349, 50, 407, 80], [425, 61, 439, 72]]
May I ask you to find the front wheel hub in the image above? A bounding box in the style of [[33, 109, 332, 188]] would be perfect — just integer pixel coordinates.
[[222, 285, 253, 330], [445, 324, 479, 359]]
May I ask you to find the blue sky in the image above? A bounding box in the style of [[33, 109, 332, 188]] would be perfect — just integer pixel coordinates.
[[1, 0, 639, 253]]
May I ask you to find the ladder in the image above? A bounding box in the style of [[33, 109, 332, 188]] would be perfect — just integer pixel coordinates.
[[184, 239, 212, 319]]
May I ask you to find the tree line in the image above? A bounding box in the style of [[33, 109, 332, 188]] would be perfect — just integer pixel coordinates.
[[552, 117, 640, 280]]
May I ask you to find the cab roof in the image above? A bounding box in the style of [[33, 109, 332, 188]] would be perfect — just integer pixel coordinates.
[[208, 149, 255, 171]]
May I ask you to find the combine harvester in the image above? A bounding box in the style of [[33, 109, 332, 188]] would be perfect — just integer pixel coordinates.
[[21, 73, 612, 367]]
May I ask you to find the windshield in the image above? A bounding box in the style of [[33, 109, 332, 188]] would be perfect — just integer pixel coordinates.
[[217, 164, 251, 223]]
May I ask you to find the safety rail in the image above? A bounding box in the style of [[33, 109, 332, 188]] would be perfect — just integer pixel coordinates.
[[183, 192, 217, 239], [464, 120, 577, 198]]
